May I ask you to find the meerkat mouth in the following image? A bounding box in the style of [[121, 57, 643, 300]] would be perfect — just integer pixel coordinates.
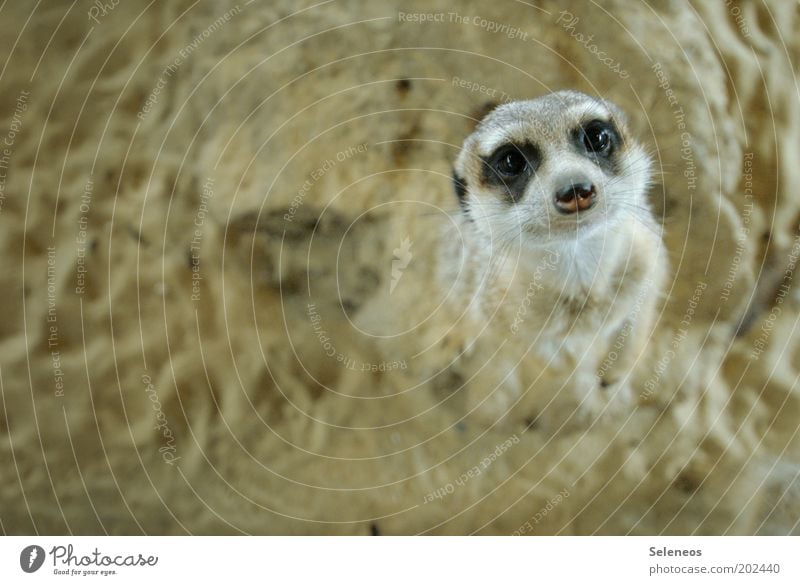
[[528, 202, 616, 244]]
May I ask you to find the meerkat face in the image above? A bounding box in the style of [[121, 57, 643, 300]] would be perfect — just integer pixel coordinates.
[[453, 90, 652, 245]]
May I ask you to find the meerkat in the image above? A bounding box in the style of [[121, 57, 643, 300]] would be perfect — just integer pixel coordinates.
[[438, 90, 668, 432]]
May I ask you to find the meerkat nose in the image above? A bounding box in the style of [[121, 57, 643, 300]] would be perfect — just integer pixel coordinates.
[[554, 181, 596, 214]]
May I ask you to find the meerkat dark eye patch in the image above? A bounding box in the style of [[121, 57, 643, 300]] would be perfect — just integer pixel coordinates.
[[573, 120, 622, 173], [481, 142, 540, 203], [452, 171, 468, 211]]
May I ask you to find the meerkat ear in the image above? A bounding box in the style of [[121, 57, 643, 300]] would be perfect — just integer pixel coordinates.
[[601, 99, 628, 125], [470, 101, 499, 129], [452, 171, 468, 211]]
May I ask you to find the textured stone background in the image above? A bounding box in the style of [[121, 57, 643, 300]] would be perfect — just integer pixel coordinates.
[[0, 0, 799, 534]]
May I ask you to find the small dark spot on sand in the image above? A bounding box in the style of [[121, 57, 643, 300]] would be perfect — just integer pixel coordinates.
[[395, 79, 412, 95], [674, 473, 699, 494], [524, 417, 539, 431]]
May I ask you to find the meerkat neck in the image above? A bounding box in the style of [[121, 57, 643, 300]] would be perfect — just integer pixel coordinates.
[[546, 228, 626, 295], [440, 216, 635, 319], [483, 220, 632, 300]]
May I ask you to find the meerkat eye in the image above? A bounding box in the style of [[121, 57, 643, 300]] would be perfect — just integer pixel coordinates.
[[494, 147, 527, 176], [581, 120, 616, 155]]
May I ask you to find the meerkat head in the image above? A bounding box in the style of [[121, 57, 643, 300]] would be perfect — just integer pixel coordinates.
[[453, 90, 652, 245]]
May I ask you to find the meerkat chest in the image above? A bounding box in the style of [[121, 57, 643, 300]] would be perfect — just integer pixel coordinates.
[[532, 293, 621, 364], [509, 256, 637, 363]]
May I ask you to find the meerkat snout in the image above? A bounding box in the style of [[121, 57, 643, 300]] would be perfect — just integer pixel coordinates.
[[553, 179, 596, 214]]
